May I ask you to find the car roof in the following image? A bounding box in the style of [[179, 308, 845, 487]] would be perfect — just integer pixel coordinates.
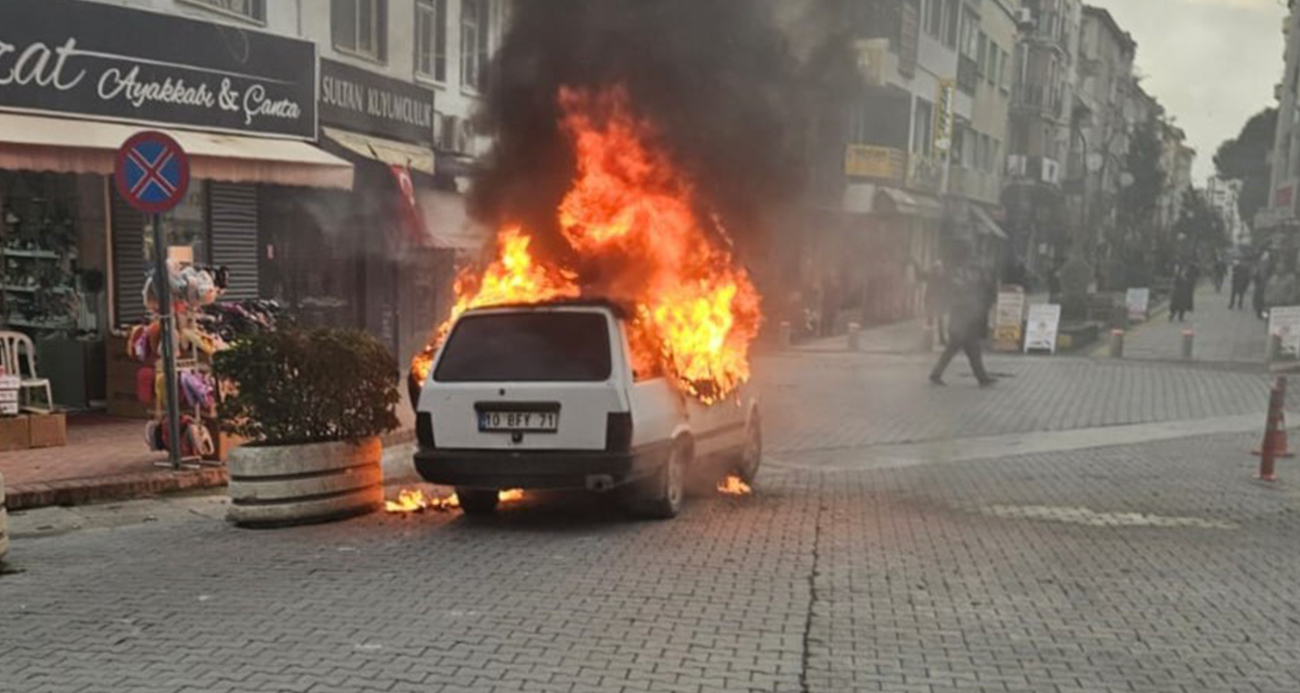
[[464, 298, 631, 319]]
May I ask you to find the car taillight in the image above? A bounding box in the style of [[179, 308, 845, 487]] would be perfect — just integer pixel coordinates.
[[605, 412, 632, 452], [416, 411, 436, 449]]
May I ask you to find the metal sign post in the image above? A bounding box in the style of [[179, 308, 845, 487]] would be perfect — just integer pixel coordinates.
[[114, 131, 191, 470]]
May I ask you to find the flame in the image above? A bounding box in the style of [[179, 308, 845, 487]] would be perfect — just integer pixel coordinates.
[[384, 487, 527, 514], [410, 85, 761, 404], [409, 228, 579, 384], [717, 475, 752, 496]]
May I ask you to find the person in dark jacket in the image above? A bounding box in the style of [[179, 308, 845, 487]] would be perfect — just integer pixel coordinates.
[[1254, 256, 1271, 320], [1169, 262, 1199, 322], [1230, 262, 1251, 309], [929, 245, 994, 387]]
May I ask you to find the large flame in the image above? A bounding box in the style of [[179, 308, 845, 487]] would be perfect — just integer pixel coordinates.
[[412, 86, 761, 404], [410, 227, 579, 383]]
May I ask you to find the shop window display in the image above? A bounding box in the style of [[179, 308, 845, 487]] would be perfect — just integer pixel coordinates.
[[0, 172, 81, 335]]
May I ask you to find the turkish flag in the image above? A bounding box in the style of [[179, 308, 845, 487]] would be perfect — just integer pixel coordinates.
[[390, 164, 429, 246]]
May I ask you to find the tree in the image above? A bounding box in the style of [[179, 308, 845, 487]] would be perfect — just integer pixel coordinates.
[[1214, 107, 1277, 226], [1117, 121, 1166, 237], [1172, 187, 1226, 259]]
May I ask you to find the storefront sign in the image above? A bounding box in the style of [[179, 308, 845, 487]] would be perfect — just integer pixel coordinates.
[[1269, 305, 1300, 357], [993, 287, 1025, 352], [1125, 288, 1150, 322], [0, 0, 316, 139], [845, 145, 906, 184], [933, 79, 955, 154], [320, 60, 435, 147], [1023, 303, 1061, 354]]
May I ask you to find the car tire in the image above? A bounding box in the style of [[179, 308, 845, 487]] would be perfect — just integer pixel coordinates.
[[457, 488, 500, 515], [736, 412, 762, 484], [629, 443, 688, 520]]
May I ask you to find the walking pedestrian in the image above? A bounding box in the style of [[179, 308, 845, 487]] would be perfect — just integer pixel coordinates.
[[929, 244, 995, 387], [1254, 256, 1271, 320], [1229, 261, 1251, 309], [1213, 257, 1227, 293], [1169, 262, 1199, 322]]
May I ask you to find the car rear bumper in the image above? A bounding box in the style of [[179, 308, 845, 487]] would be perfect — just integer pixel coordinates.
[[413, 443, 671, 491]]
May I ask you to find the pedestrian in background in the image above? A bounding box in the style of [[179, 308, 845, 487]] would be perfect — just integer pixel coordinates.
[[1229, 261, 1251, 309], [1254, 254, 1271, 320], [1169, 262, 1199, 322], [1212, 256, 1227, 293], [929, 244, 995, 387]]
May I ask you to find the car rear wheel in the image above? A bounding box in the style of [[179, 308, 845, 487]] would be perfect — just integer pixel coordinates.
[[456, 488, 499, 515], [736, 412, 762, 484], [629, 444, 687, 520]]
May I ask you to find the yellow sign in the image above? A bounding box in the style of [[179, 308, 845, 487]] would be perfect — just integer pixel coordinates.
[[845, 145, 906, 182]]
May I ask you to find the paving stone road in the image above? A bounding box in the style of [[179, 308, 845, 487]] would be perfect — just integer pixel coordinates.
[[2, 352, 1298, 693]]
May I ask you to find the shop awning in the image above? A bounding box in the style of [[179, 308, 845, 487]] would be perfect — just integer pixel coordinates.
[[972, 205, 1009, 240], [0, 112, 353, 189], [844, 183, 943, 219], [323, 127, 435, 175]]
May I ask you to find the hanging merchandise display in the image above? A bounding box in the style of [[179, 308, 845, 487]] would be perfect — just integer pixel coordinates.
[[125, 259, 258, 461]]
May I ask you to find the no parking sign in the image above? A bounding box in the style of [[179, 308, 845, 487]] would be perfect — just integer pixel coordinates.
[[114, 131, 191, 214]]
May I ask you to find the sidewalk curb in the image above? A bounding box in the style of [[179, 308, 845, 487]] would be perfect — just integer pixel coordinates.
[[2, 428, 415, 512], [5, 467, 229, 511]]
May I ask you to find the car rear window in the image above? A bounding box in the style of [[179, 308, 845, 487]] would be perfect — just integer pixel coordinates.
[[435, 311, 613, 382]]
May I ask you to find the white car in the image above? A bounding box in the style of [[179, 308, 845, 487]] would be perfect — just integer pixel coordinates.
[[411, 300, 761, 518]]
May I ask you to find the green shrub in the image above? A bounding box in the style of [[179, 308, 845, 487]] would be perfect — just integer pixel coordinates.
[[215, 328, 400, 445]]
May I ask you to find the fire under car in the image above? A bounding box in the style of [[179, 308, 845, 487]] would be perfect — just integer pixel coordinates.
[[410, 300, 761, 519]]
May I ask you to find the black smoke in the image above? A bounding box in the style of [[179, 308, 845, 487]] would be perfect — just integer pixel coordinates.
[[468, 0, 861, 264]]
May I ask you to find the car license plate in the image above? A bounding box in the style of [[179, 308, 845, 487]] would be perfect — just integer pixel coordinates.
[[478, 410, 559, 433]]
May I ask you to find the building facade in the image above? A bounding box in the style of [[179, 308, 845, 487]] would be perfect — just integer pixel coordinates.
[[1068, 6, 1135, 263], [1260, 0, 1300, 237], [1003, 0, 1082, 276], [1207, 176, 1250, 248], [0, 0, 505, 413]]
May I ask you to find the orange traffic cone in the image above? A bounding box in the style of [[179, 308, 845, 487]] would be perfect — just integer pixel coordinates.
[[1254, 379, 1285, 481]]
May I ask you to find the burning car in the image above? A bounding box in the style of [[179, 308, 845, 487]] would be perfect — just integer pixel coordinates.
[[411, 299, 761, 518]]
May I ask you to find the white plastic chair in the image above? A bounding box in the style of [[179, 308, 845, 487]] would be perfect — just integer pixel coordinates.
[[0, 330, 53, 413]]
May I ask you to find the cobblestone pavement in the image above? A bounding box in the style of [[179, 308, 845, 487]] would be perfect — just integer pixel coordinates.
[[756, 351, 1272, 455], [2, 351, 1297, 693], [1114, 284, 1267, 364]]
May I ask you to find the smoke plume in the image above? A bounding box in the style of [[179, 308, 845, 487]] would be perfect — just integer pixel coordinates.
[[469, 0, 860, 267]]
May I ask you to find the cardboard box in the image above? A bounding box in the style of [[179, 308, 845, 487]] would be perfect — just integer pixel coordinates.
[[27, 412, 67, 449], [0, 415, 29, 452]]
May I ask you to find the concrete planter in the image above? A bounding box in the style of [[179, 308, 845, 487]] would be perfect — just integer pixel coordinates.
[[0, 470, 9, 562], [227, 437, 384, 528]]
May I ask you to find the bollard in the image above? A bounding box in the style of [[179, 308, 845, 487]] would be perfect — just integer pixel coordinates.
[[1257, 380, 1284, 482], [1109, 329, 1124, 358], [1181, 330, 1194, 360], [778, 321, 791, 350], [1267, 333, 1282, 363], [847, 322, 861, 352]]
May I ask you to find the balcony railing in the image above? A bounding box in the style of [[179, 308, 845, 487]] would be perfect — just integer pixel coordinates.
[[907, 153, 944, 194]]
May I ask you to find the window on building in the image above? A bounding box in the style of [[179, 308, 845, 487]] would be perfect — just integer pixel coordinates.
[[1002, 49, 1014, 92], [415, 0, 447, 81], [944, 0, 959, 48], [461, 0, 492, 91], [959, 8, 979, 58], [332, 0, 388, 62], [977, 33, 988, 77], [991, 138, 1002, 174], [925, 0, 942, 38], [913, 98, 934, 156], [180, 0, 265, 22]]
